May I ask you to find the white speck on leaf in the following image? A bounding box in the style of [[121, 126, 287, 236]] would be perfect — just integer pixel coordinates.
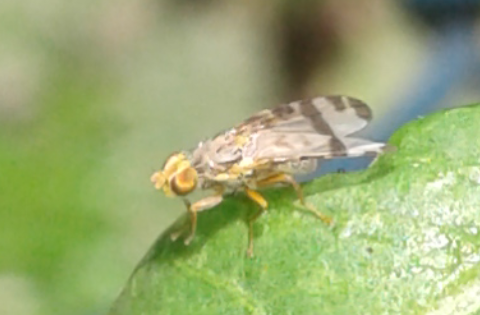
[[426, 172, 456, 191]]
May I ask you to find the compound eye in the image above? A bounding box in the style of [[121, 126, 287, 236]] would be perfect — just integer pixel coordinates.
[[170, 167, 198, 196]]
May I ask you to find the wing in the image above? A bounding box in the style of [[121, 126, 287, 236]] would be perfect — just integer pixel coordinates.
[[237, 95, 371, 136], [237, 95, 393, 161]]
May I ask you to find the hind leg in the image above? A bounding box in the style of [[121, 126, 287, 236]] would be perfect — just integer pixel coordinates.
[[256, 173, 332, 224]]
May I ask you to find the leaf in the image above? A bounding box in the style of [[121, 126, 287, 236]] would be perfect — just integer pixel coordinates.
[[110, 104, 480, 315]]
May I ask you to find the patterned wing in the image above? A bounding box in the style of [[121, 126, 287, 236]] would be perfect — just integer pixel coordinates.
[[238, 95, 393, 161]]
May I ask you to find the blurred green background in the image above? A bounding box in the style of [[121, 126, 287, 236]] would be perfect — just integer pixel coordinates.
[[1, 1, 479, 314]]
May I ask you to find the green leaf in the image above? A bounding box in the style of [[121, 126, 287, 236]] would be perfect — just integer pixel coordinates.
[[110, 104, 480, 315]]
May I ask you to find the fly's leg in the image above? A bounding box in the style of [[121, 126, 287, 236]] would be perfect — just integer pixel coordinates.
[[170, 199, 192, 242], [245, 188, 268, 258], [256, 173, 332, 225], [170, 194, 223, 245]]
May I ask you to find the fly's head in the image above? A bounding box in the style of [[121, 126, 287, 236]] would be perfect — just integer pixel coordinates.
[[151, 152, 198, 197]]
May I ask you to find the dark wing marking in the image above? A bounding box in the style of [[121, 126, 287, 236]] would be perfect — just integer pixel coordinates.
[[235, 95, 372, 137], [236, 96, 393, 163]]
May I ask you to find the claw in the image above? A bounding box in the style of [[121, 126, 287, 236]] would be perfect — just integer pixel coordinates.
[[305, 203, 333, 225], [170, 230, 182, 241], [183, 232, 195, 245]]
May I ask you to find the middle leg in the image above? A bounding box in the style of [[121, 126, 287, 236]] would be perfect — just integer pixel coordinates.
[[245, 188, 268, 257]]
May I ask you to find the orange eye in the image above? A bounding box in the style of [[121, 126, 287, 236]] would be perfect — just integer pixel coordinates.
[[170, 167, 198, 196]]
